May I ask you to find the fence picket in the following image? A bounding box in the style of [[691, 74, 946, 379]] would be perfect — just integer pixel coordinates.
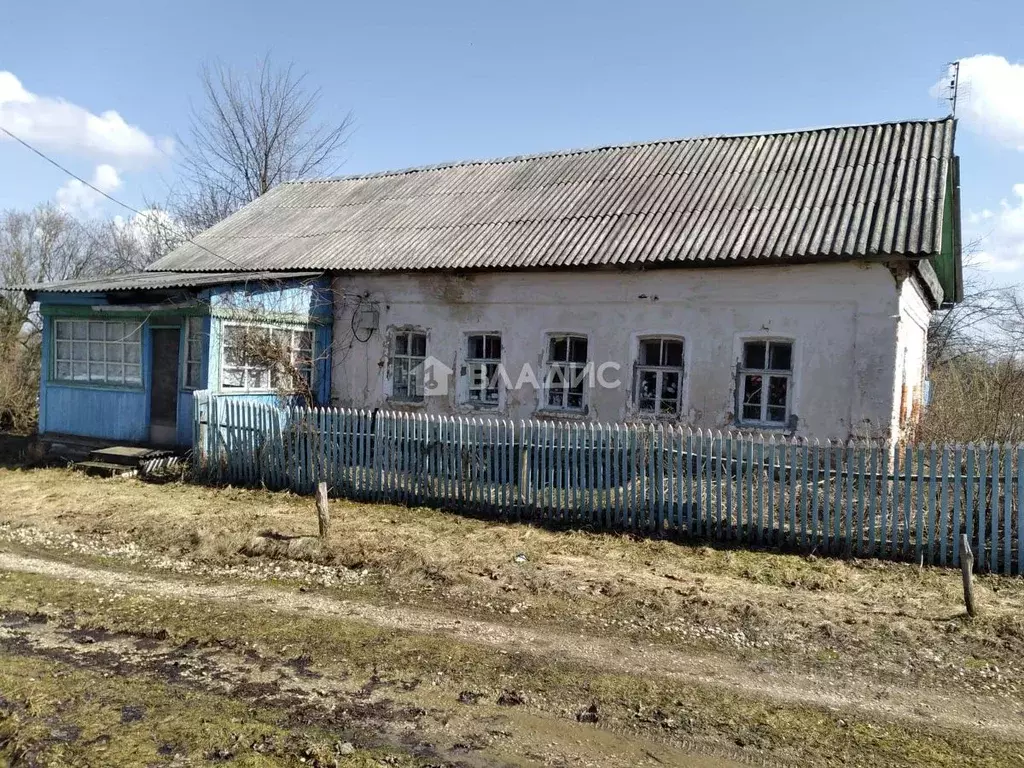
[[193, 394, 1024, 577], [1003, 444, 1013, 576]]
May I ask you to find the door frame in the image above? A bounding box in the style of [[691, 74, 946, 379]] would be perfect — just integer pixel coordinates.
[[149, 322, 183, 445]]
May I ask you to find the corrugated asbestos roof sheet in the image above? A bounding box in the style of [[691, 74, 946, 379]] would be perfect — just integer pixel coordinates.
[[148, 118, 956, 273], [18, 270, 323, 294]]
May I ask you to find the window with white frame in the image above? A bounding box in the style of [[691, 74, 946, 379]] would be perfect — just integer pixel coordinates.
[[739, 339, 793, 426], [183, 317, 204, 390], [221, 324, 313, 391], [544, 334, 588, 411], [53, 319, 142, 387], [465, 333, 501, 407], [390, 330, 427, 402], [634, 337, 684, 415]]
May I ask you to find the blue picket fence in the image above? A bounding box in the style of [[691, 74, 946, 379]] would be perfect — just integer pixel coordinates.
[[192, 391, 1024, 575]]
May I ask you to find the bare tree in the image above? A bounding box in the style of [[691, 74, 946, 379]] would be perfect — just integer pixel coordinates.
[[927, 240, 1015, 364], [0, 205, 105, 429], [99, 207, 182, 273], [173, 54, 353, 234]]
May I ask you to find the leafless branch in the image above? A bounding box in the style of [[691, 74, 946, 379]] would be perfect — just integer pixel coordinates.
[[171, 54, 353, 235]]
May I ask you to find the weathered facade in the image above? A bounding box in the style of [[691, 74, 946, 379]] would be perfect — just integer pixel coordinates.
[[18, 117, 963, 446], [330, 262, 929, 439], [26, 273, 332, 447]]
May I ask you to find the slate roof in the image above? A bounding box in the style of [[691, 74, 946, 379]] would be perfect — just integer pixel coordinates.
[[147, 118, 957, 274], [18, 270, 322, 295]]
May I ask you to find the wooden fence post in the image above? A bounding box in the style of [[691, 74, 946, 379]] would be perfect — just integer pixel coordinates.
[[960, 533, 976, 618], [316, 481, 330, 539]]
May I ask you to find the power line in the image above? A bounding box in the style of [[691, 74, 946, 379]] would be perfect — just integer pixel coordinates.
[[0, 124, 247, 272]]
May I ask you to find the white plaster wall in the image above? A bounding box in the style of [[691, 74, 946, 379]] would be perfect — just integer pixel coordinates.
[[331, 263, 903, 439], [891, 275, 931, 438]]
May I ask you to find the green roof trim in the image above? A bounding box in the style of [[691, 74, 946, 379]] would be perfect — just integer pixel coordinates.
[[931, 156, 962, 307]]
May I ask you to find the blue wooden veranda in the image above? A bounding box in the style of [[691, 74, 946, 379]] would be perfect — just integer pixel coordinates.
[[192, 392, 1024, 576]]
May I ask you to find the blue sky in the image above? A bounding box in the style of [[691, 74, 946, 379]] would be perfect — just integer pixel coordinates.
[[2, 0, 1024, 280]]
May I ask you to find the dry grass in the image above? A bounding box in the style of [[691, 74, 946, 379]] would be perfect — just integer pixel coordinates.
[[2, 468, 1024, 692]]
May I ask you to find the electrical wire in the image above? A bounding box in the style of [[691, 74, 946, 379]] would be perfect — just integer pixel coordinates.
[[0, 124, 249, 273]]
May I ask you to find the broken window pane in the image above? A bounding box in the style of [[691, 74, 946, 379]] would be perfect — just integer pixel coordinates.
[[769, 342, 792, 371], [637, 370, 658, 412], [744, 341, 766, 369], [411, 333, 427, 357], [485, 335, 500, 359], [661, 371, 679, 413], [768, 376, 788, 407], [743, 374, 762, 406], [569, 337, 588, 363], [550, 336, 567, 362], [663, 340, 683, 367], [640, 339, 661, 366]]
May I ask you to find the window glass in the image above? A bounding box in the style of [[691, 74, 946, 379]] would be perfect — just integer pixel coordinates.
[[466, 333, 500, 407], [52, 318, 143, 388], [184, 317, 204, 389], [545, 334, 588, 411], [391, 330, 427, 402], [635, 337, 685, 415], [739, 340, 792, 425], [221, 323, 313, 391]]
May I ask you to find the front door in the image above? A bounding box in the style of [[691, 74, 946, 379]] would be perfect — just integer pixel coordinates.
[[150, 328, 181, 445]]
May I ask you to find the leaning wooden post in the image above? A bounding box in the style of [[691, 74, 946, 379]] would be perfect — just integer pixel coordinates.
[[316, 481, 330, 539], [960, 533, 976, 618]]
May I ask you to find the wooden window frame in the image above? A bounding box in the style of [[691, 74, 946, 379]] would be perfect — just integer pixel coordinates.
[[543, 333, 589, 413], [52, 318, 143, 389], [738, 338, 794, 427], [220, 322, 313, 393], [389, 329, 428, 403], [633, 336, 685, 416]]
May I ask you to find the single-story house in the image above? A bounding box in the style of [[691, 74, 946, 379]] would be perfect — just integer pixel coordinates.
[[20, 117, 962, 448]]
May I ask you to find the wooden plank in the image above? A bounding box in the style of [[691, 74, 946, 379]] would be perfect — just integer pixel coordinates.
[[878, 445, 890, 559], [865, 444, 877, 557], [939, 446, 950, 566], [952, 444, 962, 566], [766, 437, 776, 546], [1003, 444, 1013, 576], [978, 445, 988, 571], [915, 447, 925, 564], [1018, 446, 1024, 576], [965, 444, 976, 566], [927, 443, 938, 565], [800, 441, 810, 550]]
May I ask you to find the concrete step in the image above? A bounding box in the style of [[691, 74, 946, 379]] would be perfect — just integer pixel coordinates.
[[73, 461, 140, 478]]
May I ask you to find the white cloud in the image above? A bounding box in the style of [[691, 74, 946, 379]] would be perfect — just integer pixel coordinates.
[[56, 163, 123, 217], [932, 55, 1024, 150], [0, 71, 172, 164], [968, 183, 1024, 273]]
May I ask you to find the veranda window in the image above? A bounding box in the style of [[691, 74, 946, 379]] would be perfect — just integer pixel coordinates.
[[53, 319, 142, 387], [221, 324, 313, 391]]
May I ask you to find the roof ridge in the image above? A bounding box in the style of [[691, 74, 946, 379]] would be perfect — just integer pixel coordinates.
[[281, 116, 954, 186]]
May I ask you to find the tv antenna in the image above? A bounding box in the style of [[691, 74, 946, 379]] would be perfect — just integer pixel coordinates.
[[939, 60, 969, 116]]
